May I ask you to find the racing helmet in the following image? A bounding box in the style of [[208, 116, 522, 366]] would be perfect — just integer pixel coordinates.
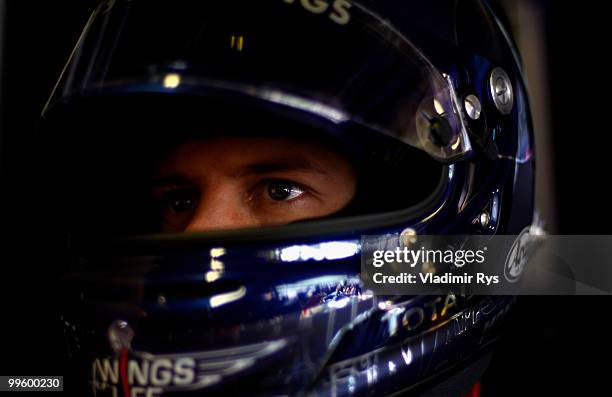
[[41, 0, 536, 395]]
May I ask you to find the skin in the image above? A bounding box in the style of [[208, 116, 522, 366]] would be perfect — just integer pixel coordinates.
[[152, 137, 357, 233]]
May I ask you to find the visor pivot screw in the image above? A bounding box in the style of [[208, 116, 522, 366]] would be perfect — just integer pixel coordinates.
[[464, 94, 482, 120], [489, 67, 514, 115], [400, 228, 418, 248], [428, 116, 454, 146], [108, 320, 134, 353], [478, 212, 491, 229]]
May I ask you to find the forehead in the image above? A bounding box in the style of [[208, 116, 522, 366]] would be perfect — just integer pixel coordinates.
[[157, 136, 349, 176]]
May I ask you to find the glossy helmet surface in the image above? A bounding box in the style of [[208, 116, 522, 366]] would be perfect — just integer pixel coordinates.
[[43, 0, 535, 395]]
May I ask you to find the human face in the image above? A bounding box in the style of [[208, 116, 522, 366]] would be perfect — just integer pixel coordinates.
[[152, 137, 357, 233]]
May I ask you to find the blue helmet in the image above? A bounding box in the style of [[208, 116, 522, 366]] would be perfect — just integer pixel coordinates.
[[43, 0, 535, 395]]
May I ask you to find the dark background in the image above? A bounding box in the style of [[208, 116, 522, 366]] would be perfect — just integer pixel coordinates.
[[0, 0, 610, 395]]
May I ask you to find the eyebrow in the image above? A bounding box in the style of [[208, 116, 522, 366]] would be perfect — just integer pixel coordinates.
[[237, 160, 329, 177], [152, 159, 329, 187], [151, 174, 196, 188]]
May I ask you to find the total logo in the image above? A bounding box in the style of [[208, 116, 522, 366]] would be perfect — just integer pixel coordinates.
[[90, 339, 287, 396]]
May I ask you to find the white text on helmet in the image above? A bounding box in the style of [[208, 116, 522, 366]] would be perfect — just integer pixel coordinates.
[[282, 0, 353, 25]]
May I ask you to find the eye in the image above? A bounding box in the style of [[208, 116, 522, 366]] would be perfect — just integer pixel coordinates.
[[163, 189, 198, 213], [267, 180, 305, 201]]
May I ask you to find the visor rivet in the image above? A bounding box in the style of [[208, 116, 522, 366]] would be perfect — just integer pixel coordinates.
[[464, 94, 482, 120], [479, 212, 491, 229], [108, 320, 134, 353], [400, 228, 418, 248], [489, 67, 514, 115]]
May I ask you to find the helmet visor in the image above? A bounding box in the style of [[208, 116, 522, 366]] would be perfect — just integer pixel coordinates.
[[45, 0, 472, 162]]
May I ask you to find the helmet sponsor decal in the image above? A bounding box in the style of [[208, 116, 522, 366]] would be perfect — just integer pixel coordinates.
[[91, 339, 287, 396], [504, 227, 534, 283], [281, 0, 353, 25]]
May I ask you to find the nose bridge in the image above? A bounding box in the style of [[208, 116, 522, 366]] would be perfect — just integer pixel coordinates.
[[185, 185, 254, 232]]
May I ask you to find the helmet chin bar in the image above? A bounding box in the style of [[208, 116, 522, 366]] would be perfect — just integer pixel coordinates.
[[63, 232, 517, 396]]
